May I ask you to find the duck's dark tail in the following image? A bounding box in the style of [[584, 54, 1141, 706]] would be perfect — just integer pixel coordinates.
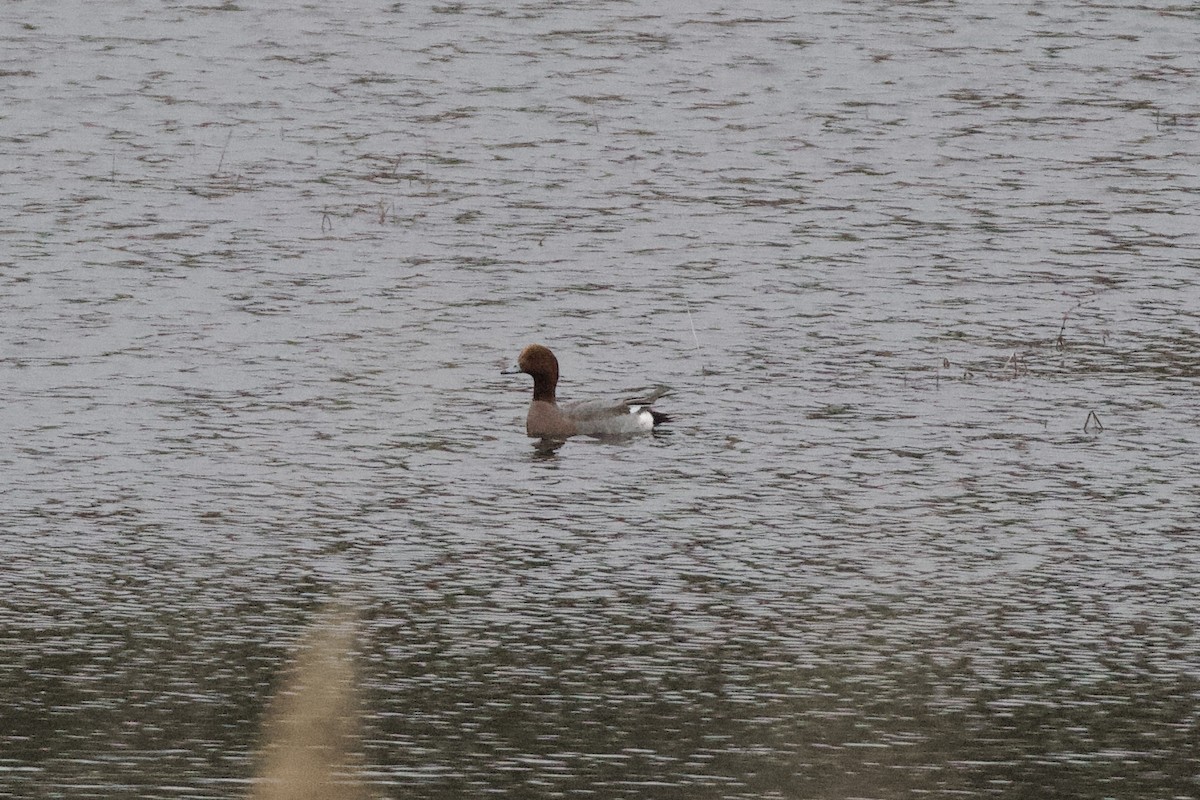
[[650, 410, 672, 426]]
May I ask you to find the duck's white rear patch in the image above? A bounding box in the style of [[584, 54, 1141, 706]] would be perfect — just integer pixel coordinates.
[[631, 407, 655, 431]]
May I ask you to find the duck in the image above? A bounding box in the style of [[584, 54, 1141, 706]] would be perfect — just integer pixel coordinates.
[[502, 344, 671, 438]]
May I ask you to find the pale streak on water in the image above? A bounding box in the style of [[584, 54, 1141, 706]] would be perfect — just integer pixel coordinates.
[[1, 1, 1198, 798]]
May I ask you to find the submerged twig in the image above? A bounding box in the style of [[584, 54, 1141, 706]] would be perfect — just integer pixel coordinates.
[[215, 129, 233, 176], [1002, 350, 1027, 378], [685, 302, 710, 376], [1056, 295, 1098, 350], [1084, 410, 1103, 433]]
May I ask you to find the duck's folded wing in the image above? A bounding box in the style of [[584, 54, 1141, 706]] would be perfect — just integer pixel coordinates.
[[561, 386, 671, 421], [559, 397, 637, 422]]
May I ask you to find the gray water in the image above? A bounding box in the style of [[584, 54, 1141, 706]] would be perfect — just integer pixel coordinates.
[[2, 1, 1199, 798]]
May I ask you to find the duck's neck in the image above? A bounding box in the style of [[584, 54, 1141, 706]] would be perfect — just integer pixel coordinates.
[[532, 373, 556, 403]]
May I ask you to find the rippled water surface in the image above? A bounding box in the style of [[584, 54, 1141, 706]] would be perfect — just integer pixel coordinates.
[[3, 1, 1199, 798]]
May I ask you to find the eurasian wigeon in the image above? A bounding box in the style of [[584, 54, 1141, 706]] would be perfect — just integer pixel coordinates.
[[503, 344, 671, 438]]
